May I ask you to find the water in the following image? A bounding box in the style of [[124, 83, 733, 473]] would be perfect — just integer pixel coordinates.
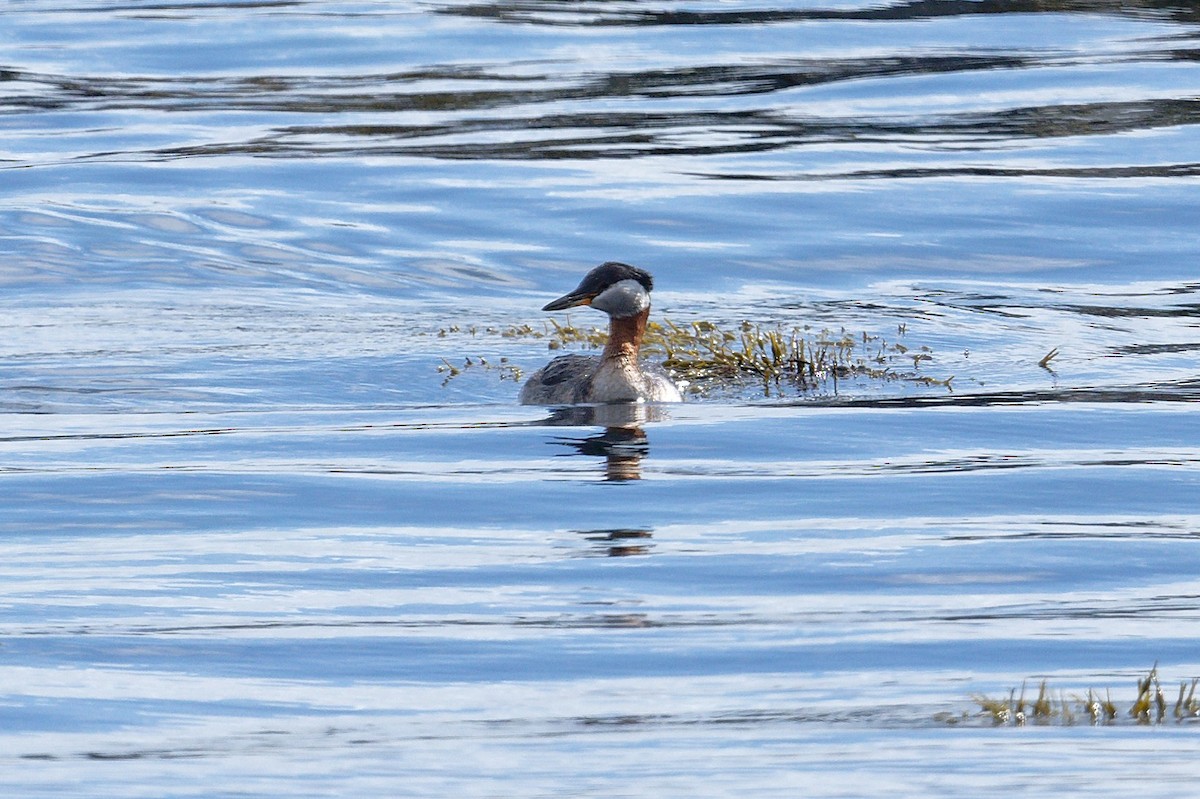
[[3, 1, 1200, 796]]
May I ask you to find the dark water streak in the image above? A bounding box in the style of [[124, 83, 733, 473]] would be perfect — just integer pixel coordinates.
[[4, 3, 1199, 173], [441, 0, 1200, 26]]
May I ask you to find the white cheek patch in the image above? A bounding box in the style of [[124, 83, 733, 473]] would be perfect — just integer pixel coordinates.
[[591, 279, 650, 318]]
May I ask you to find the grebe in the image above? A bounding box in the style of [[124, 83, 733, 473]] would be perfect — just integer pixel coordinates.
[[519, 262, 683, 405]]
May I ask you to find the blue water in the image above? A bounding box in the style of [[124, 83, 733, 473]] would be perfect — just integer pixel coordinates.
[[3, 2, 1200, 796]]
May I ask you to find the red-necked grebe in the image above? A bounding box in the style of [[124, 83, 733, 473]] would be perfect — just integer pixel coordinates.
[[519, 262, 683, 405]]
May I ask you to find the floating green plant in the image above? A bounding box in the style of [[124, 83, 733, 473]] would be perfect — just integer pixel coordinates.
[[437, 317, 952, 396], [643, 319, 947, 395], [437, 355, 523, 386], [1038, 347, 1060, 370], [968, 666, 1199, 726]]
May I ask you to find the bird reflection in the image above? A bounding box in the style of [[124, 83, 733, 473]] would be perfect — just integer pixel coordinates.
[[540, 403, 669, 481], [558, 425, 646, 481], [576, 527, 653, 557]]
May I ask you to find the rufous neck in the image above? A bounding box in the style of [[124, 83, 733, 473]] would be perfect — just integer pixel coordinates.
[[603, 307, 649, 361]]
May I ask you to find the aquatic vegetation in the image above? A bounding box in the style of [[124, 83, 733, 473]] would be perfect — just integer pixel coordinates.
[[437, 354, 523, 386], [968, 666, 1200, 726], [645, 319, 946, 395], [437, 317, 951, 397]]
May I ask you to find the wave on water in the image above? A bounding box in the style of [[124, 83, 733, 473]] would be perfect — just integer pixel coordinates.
[[2, 1, 1198, 173]]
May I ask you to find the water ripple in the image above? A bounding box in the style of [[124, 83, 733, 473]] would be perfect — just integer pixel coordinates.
[[4, 7, 1198, 171]]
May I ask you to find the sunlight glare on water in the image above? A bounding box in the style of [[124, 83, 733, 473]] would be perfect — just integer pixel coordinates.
[[3, 1, 1200, 796]]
